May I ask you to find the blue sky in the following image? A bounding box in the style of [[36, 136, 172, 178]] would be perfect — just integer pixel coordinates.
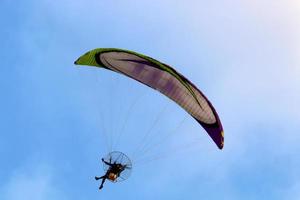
[[1, 0, 300, 199]]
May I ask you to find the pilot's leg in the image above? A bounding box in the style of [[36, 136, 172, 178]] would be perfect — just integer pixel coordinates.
[[95, 175, 106, 181], [99, 178, 106, 190]]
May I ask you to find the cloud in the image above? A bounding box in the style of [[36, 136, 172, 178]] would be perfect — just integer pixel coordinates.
[[0, 164, 66, 200]]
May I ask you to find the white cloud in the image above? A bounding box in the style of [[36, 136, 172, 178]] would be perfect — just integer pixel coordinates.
[[0, 164, 66, 200]]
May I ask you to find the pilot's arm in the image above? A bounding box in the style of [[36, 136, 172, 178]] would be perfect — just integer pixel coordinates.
[[102, 158, 113, 166]]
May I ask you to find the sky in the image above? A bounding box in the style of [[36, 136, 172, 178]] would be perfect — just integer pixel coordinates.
[[0, 0, 300, 199]]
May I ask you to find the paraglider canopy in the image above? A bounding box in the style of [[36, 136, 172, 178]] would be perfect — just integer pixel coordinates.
[[75, 48, 224, 149]]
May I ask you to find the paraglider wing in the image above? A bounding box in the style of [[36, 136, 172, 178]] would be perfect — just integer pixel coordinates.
[[74, 48, 224, 149]]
